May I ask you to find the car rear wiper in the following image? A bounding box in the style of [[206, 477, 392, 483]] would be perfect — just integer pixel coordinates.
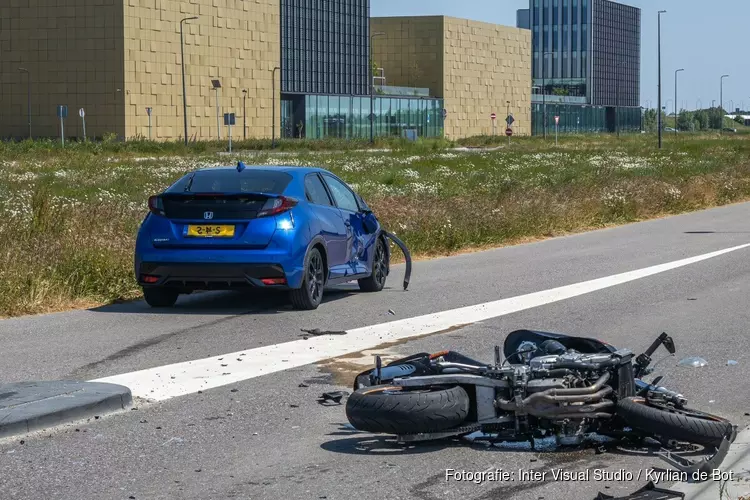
[[183, 174, 195, 192]]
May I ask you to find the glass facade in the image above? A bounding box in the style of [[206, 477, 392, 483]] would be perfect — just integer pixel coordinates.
[[281, 94, 444, 140], [531, 102, 642, 135], [280, 0, 370, 96], [591, 0, 640, 107], [522, 0, 639, 108]]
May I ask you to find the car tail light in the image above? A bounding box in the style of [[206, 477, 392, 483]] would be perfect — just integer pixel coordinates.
[[261, 278, 287, 285], [257, 196, 298, 217], [141, 274, 160, 283], [148, 195, 165, 216]]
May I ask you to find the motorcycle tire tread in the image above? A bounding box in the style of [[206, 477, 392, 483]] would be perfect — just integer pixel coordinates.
[[345, 385, 470, 435], [616, 397, 732, 448]]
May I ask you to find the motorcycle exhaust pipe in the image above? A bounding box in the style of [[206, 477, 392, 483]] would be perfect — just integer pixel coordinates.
[[527, 400, 614, 418], [497, 372, 611, 410], [382, 230, 411, 291]]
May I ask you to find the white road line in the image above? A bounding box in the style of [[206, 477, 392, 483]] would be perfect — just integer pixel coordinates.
[[92, 243, 750, 402]]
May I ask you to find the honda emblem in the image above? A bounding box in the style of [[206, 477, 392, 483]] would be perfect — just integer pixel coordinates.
[[203, 211, 214, 220]]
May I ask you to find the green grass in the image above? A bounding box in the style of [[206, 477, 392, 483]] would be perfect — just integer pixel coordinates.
[[1, 132, 749, 317]]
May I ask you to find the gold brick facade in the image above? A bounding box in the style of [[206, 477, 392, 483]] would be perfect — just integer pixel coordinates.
[[0, 0, 125, 140], [372, 16, 532, 138], [0, 0, 279, 141], [123, 0, 279, 141]]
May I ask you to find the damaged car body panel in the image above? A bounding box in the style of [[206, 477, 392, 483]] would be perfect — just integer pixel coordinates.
[[345, 330, 737, 479]]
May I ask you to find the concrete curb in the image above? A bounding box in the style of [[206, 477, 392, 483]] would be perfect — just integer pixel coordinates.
[[0, 381, 132, 439]]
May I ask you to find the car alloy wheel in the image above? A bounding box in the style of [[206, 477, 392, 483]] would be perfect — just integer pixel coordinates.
[[308, 251, 325, 303], [374, 240, 386, 286]]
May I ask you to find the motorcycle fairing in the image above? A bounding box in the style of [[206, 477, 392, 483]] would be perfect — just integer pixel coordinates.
[[503, 329, 617, 359]]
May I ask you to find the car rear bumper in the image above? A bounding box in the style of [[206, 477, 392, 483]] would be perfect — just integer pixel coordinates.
[[137, 262, 294, 290]]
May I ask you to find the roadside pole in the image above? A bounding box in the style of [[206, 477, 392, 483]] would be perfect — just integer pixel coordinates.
[[554, 115, 559, 146], [79, 108, 86, 141], [224, 112, 235, 153], [57, 105, 68, 147], [146, 107, 152, 140]]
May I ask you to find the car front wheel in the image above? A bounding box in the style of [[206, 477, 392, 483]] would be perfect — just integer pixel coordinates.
[[358, 237, 387, 292], [143, 287, 179, 308]]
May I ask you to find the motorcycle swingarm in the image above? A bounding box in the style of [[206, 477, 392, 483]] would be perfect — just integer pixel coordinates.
[[657, 425, 738, 480]]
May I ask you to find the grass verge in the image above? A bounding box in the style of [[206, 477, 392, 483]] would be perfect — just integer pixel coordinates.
[[1, 132, 749, 318]]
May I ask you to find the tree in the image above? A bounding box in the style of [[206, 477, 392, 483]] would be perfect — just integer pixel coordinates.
[[693, 109, 709, 130], [676, 110, 694, 131], [643, 108, 657, 133], [707, 107, 724, 129], [734, 114, 745, 125]]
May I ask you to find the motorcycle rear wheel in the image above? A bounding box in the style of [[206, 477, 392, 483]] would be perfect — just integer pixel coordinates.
[[345, 384, 470, 435], [616, 396, 733, 448]]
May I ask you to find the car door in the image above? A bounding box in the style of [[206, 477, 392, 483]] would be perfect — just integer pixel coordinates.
[[321, 173, 373, 277], [303, 173, 348, 279]]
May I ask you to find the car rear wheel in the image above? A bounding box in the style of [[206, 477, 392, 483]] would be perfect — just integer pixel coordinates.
[[290, 247, 325, 310], [358, 238, 387, 293], [143, 287, 179, 308]]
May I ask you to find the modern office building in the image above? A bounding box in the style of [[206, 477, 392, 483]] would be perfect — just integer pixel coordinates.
[[369, 16, 531, 139], [0, 1, 531, 141], [517, 0, 641, 135]]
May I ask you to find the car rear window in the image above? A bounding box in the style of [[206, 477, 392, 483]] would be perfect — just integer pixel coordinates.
[[167, 169, 293, 194]]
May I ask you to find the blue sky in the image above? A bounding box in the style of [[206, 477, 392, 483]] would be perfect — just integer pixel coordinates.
[[372, 0, 749, 112]]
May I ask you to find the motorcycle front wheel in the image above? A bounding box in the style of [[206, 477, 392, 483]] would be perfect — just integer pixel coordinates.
[[616, 396, 733, 448], [345, 384, 470, 435]]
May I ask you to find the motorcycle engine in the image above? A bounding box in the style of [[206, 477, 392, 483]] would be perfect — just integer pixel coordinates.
[[529, 351, 615, 371]]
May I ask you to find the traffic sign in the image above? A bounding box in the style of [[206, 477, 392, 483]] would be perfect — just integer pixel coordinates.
[[224, 113, 236, 126], [490, 112, 496, 120], [79, 108, 85, 118], [57, 105, 68, 119], [441, 108, 447, 119], [505, 127, 513, 137], [506, 114, 514, 126]]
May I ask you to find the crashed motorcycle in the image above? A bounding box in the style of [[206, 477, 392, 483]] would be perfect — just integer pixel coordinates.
[[345, 330, 737, 476]]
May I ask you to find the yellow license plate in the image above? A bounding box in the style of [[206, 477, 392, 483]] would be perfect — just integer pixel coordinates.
[[187, 225, 235, 237]]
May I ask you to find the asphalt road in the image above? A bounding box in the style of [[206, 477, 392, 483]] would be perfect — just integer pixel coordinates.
[[3, 202, 750, 500]]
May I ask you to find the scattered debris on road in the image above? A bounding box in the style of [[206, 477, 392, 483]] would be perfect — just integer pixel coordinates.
[[678, 356, 708, 367], [727, 359, 739, 366], [388, 309, 395, 315], [298, 383, 309, 388], [300, 328, 348, 339], [594, 480, 685, 499], [317, 391, 349, 405]]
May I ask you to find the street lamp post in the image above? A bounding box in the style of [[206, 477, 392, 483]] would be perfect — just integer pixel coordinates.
[[674, 68, 684, 135], [180, 16, 198, 146], [720, 74, 729, 133], [615, 60, 626, 137], [542, 51, 553, 139], [369, 31, 385, 144], [211, 79, 222, 141], [18, 67, 31, 139], [657, 10, 666, 148], [242, 89, 247, 141], [272, 66, 280, 148]]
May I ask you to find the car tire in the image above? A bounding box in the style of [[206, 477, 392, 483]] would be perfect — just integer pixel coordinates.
[[290, 247, 325, 310], [358, 237, 387, 293], [143, 287, 179, 308]]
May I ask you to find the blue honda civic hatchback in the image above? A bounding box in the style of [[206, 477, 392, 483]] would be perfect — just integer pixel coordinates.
[[134, 162, 390, 310]]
